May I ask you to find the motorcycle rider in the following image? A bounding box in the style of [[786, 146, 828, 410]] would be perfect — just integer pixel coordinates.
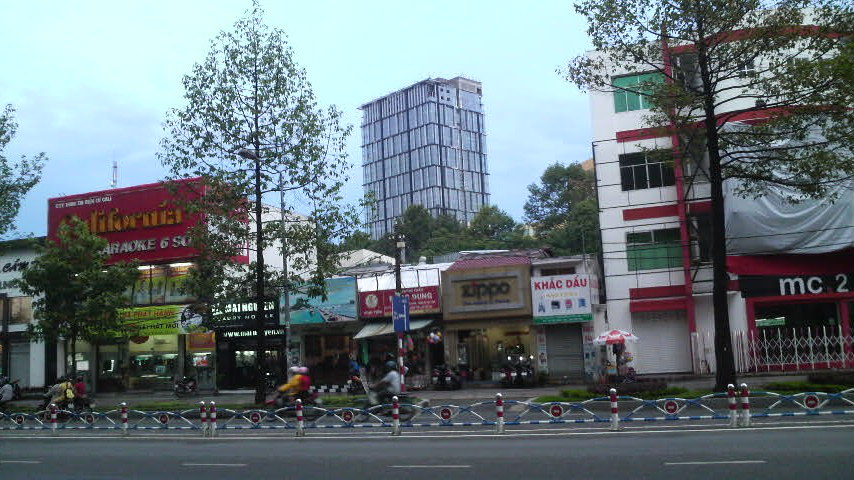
[[372, 360, 401, 405], [42, 376, 75, 410], [274, 366, 307, 406]]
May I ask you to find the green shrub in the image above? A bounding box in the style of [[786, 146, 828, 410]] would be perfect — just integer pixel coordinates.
[[761, 382, 851, 393]]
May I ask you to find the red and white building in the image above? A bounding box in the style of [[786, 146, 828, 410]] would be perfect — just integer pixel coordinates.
[[588, 52, 854, 375]]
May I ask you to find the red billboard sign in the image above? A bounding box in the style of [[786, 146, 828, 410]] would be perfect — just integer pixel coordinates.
[[47, 179, 202, 265], [358, 286, 441, 318]]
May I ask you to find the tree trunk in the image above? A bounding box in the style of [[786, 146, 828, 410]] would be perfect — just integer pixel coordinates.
[[254, 148, 267, 405], [696, 19, 737, 392]]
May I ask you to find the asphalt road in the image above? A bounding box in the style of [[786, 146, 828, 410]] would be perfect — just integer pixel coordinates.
[[2, 421, 854, 479]]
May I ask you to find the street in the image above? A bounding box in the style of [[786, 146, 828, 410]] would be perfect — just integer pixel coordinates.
[[2, 421, 853, 479]]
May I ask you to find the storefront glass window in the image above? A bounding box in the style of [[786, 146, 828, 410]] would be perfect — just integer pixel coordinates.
[[128, 335, 179, 389], [9, 297, 33, 324]]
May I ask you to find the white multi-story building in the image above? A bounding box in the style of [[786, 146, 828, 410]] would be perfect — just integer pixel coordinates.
[[589, 49, 854, 375]]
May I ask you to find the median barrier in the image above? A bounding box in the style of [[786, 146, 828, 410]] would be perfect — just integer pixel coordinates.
[[2, 385, 853, 435]]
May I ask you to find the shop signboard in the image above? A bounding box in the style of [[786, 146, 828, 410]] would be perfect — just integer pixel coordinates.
[[740, 273, 853, 298], [358, 286, 441, 318], [118, 304, 208, 336], [0, 250, 36, 295], [531, 274, 598, 325], [209, 299, 279, 330], [47, 179, 213, 265], [286, 277, 357, 324]]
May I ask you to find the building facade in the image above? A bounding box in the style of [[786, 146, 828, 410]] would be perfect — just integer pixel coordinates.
[[361, 76, 490, 239], [589, 49, 854, 375]]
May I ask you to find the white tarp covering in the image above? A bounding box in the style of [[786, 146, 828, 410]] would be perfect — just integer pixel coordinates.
[[724, 127, 854, 255]]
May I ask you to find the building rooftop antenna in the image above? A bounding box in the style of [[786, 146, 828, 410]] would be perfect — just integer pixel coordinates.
[[111, 160, 118, 188]]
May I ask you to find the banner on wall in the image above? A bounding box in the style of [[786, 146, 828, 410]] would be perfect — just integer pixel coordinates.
[[286, 277, 357, 324], [531, 274, 599, 324], [47, 179, 206, 265], [118, 304, 208, 336], [358, 286, 441, 318]]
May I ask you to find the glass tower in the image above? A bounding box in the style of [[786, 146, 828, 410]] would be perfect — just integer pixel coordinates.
[[361, 76, 490, 240]]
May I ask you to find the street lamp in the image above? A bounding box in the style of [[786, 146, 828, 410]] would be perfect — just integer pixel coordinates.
[[393, 229, 406, 392]]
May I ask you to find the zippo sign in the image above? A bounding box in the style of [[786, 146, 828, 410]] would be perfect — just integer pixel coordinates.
[[48, 179, 202, 265], [358, 286, 441, 318]]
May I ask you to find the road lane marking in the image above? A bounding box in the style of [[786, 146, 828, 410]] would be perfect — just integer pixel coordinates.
[[390, 465, 471, 468], [0, 460, 43, 464], [182, 463, 247, 467], [666, 460, 766, 466]]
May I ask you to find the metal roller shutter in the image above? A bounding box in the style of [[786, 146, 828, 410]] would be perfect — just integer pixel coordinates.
[[545, 324, 584, 381], [9, 341, 30, 388], [632, 311, 691, 374]]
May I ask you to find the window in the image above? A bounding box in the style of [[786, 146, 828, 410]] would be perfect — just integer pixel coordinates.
[[626, 228, 682, 271], [737, 60, 756, 78], [612, 73, 663, 112], [619, 150, 676, 191]]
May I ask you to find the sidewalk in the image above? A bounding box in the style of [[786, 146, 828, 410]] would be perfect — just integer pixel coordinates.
[[4, 372, 811, 410]]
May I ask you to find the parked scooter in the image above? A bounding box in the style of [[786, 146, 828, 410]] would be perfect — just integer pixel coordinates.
[[174, 376, 198, 396], [431, 365, 461, 390], [501, 355, 535, 388]]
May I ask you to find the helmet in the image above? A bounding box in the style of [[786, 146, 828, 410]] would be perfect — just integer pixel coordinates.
[[298, 367, 309, 374], [385, 360, 397, 371], [289, 366, 300, 374]]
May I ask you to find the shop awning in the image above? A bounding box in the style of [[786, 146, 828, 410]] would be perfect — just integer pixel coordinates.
[[353, 320, 433, 339]]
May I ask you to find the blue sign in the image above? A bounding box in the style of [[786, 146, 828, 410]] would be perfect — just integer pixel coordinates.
[[392, 295, 410, 333]]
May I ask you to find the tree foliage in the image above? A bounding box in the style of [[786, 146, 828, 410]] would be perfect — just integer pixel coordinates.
[[524, 163, 599, 255], [158, 2, 362, 403], [0, 104, 47, 240], [16, 218, 138, 375], [563, 0, 854, 390]]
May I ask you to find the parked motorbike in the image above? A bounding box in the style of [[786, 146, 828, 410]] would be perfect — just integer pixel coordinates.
[[500, 356, 535, 388], [431, 365, 461, 390], [174, 376, 198, 396]]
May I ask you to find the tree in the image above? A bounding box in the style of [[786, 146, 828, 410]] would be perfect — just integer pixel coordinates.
[[16, 218, 138, 376], [395, 205, 435, 258], [158, 3, 361, 403], [0, 104, 47, 240], [564, 0, 854, 390], [468, 205, 516, 241], [524, 163, 599, 255]]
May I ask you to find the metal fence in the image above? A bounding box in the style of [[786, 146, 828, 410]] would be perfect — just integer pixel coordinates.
[[3, 386, 853, 435], [731, 327, 854, 373]]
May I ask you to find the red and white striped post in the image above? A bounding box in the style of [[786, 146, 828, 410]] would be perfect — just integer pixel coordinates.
[[50, 403, 58, 435], [739, 383, 751, 427], [609, 388, 619, 431], [727, 384, 737, 428], [495, 393, 505, 434], [398, 333, 406, 393], [120, 402, 128, 436], [391, 395, 401, 436], [295, 399, 306, 437], [209, 401, 217, 437], [199, 401, 208, 437]]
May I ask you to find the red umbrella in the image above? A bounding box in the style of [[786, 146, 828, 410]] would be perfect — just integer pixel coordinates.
[[593, 329, 639, 345]]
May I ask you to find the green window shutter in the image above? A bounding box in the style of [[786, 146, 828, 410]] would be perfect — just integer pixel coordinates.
[[612, 76, 637, 113]]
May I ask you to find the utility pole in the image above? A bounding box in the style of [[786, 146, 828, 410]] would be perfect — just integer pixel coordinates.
[[393, 229, 406, 392], [279, 173, 292, 374]]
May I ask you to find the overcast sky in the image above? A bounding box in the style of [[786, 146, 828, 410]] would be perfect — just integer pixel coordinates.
[[1, 0, 592, 238]]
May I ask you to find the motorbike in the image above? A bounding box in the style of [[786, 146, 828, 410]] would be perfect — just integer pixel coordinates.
[[431, 365, 461, 390], [9, 379, 22, 401], [174, 376, 198, 396], [500, 356, 535, 388]]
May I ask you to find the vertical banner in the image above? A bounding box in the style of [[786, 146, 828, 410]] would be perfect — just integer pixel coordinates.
[[392, 295, 410, 333]]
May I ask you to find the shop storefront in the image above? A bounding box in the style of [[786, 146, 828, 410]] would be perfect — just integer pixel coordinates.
[[531, 273, 600, 382], [355, 285, 440, 384], [286, 277, 360, 385], [212, 299, 282, 389], [442, 256, 534, 382], [47, 180, 210, 392], [1, 242, 49, 389], [739, 268, 854, 369]]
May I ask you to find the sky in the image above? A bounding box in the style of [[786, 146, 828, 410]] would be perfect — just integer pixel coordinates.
[[1, 0, 593, 238]]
